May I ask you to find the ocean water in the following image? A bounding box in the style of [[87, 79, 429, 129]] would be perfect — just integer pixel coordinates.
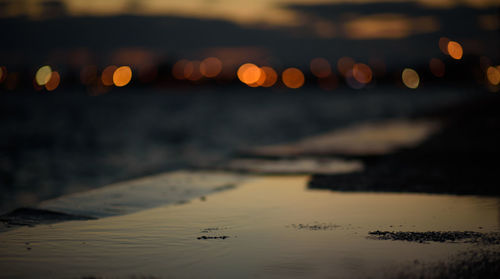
[[0, 87, 471, 212]]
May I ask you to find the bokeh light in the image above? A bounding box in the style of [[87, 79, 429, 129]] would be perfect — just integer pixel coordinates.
[[184, 61, 203, 81], [352, 63, 373, 84], [172, 59, 188, 80], [35, 65, 52, 86], [402, 68, 420, 89], [259, 66, 278, 87], [310, 58, 331, 78], [237, 63, 262, 86], [429, 58, 445, 77], [45, 71, 60, 91], [337, 57, 355, 77], [0, 66, 6, 83], [113, 66, 132, 87], [200, 57, 223, 78], [447, 41, 463, 60], [487, 66, 500, 85], [102, 65, 117, 86], [438, 37, 450, 55], [282, 68, 305, 89]]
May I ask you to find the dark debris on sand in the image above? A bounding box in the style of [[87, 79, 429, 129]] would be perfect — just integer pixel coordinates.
[[368, 230, 500, 244], [391, 249, 500, 279], [197, 235, 229, 240], [309, 95, 500, 196]]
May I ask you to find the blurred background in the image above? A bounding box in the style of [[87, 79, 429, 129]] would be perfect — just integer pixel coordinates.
[[0, 0, 499, 213]]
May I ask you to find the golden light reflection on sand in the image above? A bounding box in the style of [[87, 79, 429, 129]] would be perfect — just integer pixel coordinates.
[[0, 175, 498, 278]]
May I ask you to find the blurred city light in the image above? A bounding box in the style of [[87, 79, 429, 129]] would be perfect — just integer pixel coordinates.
[[402, 68, 420, 89], [237, 63, 262, 86], [0, 66, 6, 83], [352, 63, 373, 84], [200, 57, 223, 78], [447, 41, 463, 60], [45, 71, 60, 91], [258, 66, 278, 88], [35, 65, 52, 86], [487, 66, 500, 85], [102, 65, 117, 86], [113, 66, 132, 87], [184, 61, 203, 81], [282, 68, 305, 89], [337, 57, 355, 77], [310, 58, 331, 78], [172, 60, 189, 80], [429, 58, 445, 77], [438, 37, 450, 55]]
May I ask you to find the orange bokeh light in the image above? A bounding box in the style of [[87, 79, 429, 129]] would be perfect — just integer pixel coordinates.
[[487, 66, 500, 86], [200, 57, 222, 78], [310, 58, 331, 78], [259, 66, 278, 87], [337, 57, 355, 77], [282, 68, 305, 89], [429, 58, 445, 77], [184, 61, 203, 81], [352, 63, 373, 84], [237, 63, 262, 86], [45, 71, 60, 91], [438, 37, 450, 55], [447, 41, 463, 60], [172, 59, 188, 80], [102, 65, 117, 86], [113, 66, 132, 87], [0, 66, 6, 83]]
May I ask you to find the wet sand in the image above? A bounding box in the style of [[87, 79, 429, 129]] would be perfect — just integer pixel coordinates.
[[0, 176, 498, 278]]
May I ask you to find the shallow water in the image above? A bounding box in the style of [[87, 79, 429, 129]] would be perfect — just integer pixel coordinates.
[[0, 176, 499, 278]]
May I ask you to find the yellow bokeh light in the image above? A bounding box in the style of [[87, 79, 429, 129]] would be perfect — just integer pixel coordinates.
[[337, 57, 355, 77], [487, 66, 500, 85], [259, 66, 278, 87], [310, 58, 331, 78], [35, 65, 52, 86], [113, 66, 132, 87], [237, 63, 262, 85], [45, 71, 60, 91], [352, 63, 373, 84], [429, 58, 445, 77], [282, 68, 305, 89], [447, 41, 463, 60], [102, 65, 117, 86], [402, 68, 420, 89], [200, 57, 222, 78]]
